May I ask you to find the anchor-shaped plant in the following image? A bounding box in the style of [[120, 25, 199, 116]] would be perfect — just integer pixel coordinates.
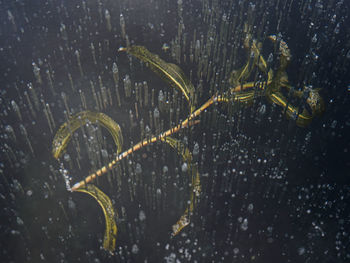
[[52, 31, 324, 253]]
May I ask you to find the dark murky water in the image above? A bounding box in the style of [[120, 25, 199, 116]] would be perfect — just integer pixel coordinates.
[[0, 0, 349, 262]]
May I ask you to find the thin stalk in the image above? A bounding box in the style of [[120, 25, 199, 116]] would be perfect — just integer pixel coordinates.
[[71, 95, 217, 191]]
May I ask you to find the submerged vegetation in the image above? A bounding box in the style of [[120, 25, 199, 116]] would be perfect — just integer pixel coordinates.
[[52, 31, 324, 253], [2, 0, 349, 261]]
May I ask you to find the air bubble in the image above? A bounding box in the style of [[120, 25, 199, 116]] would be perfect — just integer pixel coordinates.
[[101, 149, 108, 158], [64, 153, 71, 162], [135, 163, 142, 175], [181, 162, 188, 172], [139, 210, 146, 221], [193, 142, 199, 155], [240, 218, 248, 231], [132, 244, 139, 254]]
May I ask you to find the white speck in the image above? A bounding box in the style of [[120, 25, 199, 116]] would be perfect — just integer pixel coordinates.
[[135, 163, 142, 175], [298, 247, 306, 255], [63, 153, 70, 162], [163, 166, 169, 173], [101, 149, 108, 158], [16, 217, 24, 225], [247, 203, 254, 213], [131, 244, 139, 254], [139, 210, 146, 221], [181, 162, 188, 172], [258, 104, 266, 115], [240, 218, 248, 231]]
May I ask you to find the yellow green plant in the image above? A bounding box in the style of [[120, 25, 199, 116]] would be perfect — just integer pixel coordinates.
[[52, 32, 324, 253]]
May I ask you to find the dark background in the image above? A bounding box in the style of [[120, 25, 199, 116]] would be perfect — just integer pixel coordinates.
[[0, 0, 349, 262]]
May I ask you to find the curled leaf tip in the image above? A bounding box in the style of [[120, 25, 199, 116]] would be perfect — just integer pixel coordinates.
[[75, 184, 118, 253], [123, 45, 195, 112]]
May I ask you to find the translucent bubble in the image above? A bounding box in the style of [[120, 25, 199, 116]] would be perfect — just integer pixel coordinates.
[[68, 198, 76, 211], [104, 9, 110, 19], [267, 53, 273, 63], [240, 218, 248, 231], [193, 142, 199, 156], [163, 166, 169, 173], [298, 247, 306, 255], [11, 230, 20, 235], [16, 217, 24, 225], [112, 62, 118, 73], [123, 74, 132, 97], [101, 149, 108, 158], [181, 162, 188, 172], [331, 120, 337, 129], [158, 90, 164, 102], [135, 163, 142, 175], [5, 125, 14, 133], [258, 104, 266, 115], [12, 179, 22, 192], [334, 23, 340, 34], [139, 210, 146, 221], [154, 108, 160, 118], [346, 50, 350, 59], [164, 252, 176, 263], [132, 244, 139, 254], [63, 153, 70, 162], [247, 203, 254, 213], [311, 34, 317, 43]]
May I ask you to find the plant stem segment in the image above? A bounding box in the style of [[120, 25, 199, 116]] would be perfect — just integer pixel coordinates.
[[71, 96, 217, 191]]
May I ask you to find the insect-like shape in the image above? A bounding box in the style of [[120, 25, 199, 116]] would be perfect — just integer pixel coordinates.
[[52, 31, 324, 253]]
